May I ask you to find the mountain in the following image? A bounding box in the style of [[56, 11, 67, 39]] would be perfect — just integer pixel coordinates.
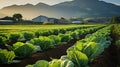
[[0, 0, 120, 19]]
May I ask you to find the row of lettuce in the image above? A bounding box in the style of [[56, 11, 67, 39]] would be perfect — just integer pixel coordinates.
[[0, 25, 95, 44], [115, 24, 120, 46], [0, 25, 105, 64], [25, 25, 113, 67]]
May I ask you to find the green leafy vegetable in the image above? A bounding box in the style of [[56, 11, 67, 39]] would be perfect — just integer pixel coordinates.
[[0, 36, 6, 44], [13, 42, 35, 58], [49, 59, 62, 67], [0, 49, 15, 64], [67, 51, 88, 67]]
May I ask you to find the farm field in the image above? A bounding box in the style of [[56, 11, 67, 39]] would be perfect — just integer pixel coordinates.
[[0, 25, 95, 34], [0, 24, 120, 67]]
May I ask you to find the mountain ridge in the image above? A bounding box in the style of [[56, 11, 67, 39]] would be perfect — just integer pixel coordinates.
[[0, 0, 120, 19]]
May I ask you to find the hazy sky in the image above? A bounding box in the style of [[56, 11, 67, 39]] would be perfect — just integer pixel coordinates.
[[0, 0, 120, 9]]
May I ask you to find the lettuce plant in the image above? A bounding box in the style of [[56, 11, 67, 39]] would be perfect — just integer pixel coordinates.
[[0, 36, 6, 44], [61, 59, 74, 67], [29, 36, 54, 51], [13, 42, 35, 58], [59, 34, 71, 43], [48, 35, 61, 45], [8, 33, 21, 42], [34, 60, 49, 67], [52, 29, 59, 35], [116, 40, 120, 46], [67, 51, 88, 67], [69, 31, 79, 39], [23, 32, 35, 40], [26, 60, 49, 67], [0, 49, 15, 64], [49, 59, 62, 67], [82, 42, 104, 61]]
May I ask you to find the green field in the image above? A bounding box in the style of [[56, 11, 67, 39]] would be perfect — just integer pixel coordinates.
[[0, 25, 95, 34]]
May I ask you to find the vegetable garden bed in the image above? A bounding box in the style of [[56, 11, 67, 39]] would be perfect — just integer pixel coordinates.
[[0, 34, 88, 67], [89, 25, 120, 67], [0, 39, 77, 67], [0, 25, 108, 67], [0, 26, 102, 67]]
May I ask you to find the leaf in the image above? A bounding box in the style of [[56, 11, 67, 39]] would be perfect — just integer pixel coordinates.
[[67, 51, 88, 67]]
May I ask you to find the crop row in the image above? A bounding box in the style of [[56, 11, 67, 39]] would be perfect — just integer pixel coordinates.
[[25, 25, 113, 67], [115, 24, 120, 46], [0, 25, 95, 45], [0, 25, 105, 64]]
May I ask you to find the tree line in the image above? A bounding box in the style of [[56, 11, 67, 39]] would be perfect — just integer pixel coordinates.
[[0, 13, 23, 22]]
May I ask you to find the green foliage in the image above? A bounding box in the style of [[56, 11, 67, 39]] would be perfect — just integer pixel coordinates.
[[8, 33, 21, 42], [26, 65, 33, 67], [67, 51, 88, 67], [60, 55, 68, 60], [0, 36, 6, 44], [59, 29, 66, 34], [59, 34, 71, 43], [13, 42, 24, 50], [13, 13, 23, 22], [13, 42, 35, 58], [116, 40, 120, 46], [61, 59, 74, 67], [0, 49, 15, 64], [29, 36, 54, 51], [49, 59, 62, 67], [82, 42, 103, 61], [23, 32, 35, 40], [52, 29, 59, 35], [26, 60, 49, 67], [48, 35, 61, 45], [69, 31, 79, 39], [34, 60, 49, 67], [42, 31, 52, 36]]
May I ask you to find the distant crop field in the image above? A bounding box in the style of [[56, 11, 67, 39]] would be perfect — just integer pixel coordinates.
[[0, 24, 95, 34]]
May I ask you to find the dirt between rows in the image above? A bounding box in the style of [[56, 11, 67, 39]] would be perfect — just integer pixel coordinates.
[[89, 33, 119, 67]]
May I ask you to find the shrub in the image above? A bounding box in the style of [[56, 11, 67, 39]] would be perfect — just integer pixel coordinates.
[[0, 36, 7, 44], [8, 33, 21, 43], [23, 32, 35, 40], [0, 49, 15, 64], [13, 42, 35, 58]]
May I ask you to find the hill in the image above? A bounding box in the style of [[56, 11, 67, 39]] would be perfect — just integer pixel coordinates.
[[0, 0, 120, 19]]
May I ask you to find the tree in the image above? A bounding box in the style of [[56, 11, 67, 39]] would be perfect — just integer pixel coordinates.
[[0, 16, 14, 20], [13, 14, 23, 22]]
